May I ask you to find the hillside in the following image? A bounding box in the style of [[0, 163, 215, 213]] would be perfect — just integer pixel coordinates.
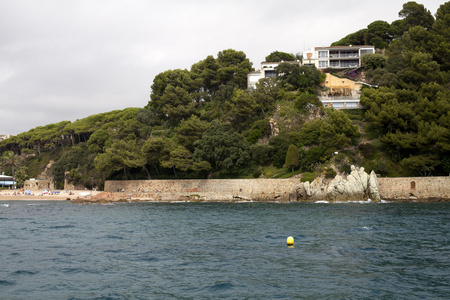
[[1, 1, 449, 190]]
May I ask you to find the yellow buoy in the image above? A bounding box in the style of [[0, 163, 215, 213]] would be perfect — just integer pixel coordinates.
[[287, 236, 294, 246]]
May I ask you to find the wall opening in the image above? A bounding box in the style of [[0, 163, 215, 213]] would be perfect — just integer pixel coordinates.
[[410, 181, 416, 190]]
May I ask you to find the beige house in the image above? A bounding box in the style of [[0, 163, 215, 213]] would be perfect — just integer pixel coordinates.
[[319, 73, 364, 109]]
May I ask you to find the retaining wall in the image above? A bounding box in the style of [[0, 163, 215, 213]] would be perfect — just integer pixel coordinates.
[[104, 176, 450, 202], [378, 177, 450, 201], [105, 178, 300, 202]]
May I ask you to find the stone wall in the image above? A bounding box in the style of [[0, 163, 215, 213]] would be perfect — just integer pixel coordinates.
[[105, 178, 301, 202], [24, 179, 54, 191], [378, 177, 450, 201], [103, 176, 450, 202]]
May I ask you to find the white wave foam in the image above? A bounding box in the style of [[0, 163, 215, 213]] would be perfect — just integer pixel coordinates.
[[1, 204, 10, 208]]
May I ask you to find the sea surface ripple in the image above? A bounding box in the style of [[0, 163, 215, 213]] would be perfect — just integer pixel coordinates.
[[0, 201, 449, 299]]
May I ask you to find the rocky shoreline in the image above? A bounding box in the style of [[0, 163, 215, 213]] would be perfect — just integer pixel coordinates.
[[1, 167, 448, 204]]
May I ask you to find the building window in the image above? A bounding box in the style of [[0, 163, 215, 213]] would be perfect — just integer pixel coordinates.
[[340, 60, 359, 68], [265, 70, 276, 78], [319, 61, 328, 68], [330, 61, 340, 68], [360, 49, 374, 55], [346, 102, 358, 109], [318, 51, 328, 58]]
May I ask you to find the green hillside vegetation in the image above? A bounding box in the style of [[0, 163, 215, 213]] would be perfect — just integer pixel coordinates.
[[1, 1, 449, 189]]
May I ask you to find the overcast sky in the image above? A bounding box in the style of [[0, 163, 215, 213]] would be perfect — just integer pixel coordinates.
[[0, 0, 443, 135]]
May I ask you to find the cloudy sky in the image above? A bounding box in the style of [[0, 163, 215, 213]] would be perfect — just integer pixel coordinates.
[[0, 0, 443, 135]]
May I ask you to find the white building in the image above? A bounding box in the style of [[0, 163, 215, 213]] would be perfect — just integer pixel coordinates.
[[247, 61, 301, 89], [0, 134, 12, 141], [0, 173, 15, 188], [303, 45, 375, 69]]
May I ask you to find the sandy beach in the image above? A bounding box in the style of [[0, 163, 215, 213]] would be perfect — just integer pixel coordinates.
[[0, 190, 103, 201]]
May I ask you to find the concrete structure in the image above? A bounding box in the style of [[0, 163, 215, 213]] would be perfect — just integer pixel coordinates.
[[24, 179, 54, 191], [303, 45, 375, 69]]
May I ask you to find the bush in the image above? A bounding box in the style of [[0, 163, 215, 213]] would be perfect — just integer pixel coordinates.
[[339, 163, 352, 174], [373, 161, 389, 176], [358, 143, 375, 159], [324, 167, 337, 178], [301, 172, 317, 183]]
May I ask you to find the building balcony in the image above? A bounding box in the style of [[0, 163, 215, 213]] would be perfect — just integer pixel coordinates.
[[329, 54, 359, 59]]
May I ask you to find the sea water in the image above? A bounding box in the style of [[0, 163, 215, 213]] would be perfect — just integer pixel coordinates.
[[0, 201, 449, 299]]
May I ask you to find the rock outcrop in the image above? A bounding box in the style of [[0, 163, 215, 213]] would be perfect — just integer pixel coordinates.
[[297, 166, 381, 202]]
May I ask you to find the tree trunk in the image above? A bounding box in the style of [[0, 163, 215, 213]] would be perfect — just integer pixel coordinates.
[[172, 166, 177, 178], [143, 166, 152, 179], [150, 162, 160, 175], [123, 165, 128, 180]]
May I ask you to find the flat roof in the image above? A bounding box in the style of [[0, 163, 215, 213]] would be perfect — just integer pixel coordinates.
[[314, 45, 374, 50]]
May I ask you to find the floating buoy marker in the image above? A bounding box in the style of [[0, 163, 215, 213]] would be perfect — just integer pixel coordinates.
[[287, 236, 294, 246]]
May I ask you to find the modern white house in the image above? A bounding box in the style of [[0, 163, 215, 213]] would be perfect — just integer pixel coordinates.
[[302, 45, 375, 69], [247, 45, 376, 108], [248, 61, 301, 89]]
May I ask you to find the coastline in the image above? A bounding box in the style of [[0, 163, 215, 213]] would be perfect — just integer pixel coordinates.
[[1, 189, 449, 203], [0, 190, 102, 201]]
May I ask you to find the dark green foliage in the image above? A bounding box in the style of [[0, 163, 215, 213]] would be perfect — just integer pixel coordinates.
[[396, 1, 435, 32], [250, 144, 274, 166], [358, 143, 375, 159], [373, 162, 389, 176], [302, 146, 327, 171], [276, 64, 322, 91], [339, 163, 352, 175], [51, 146, 99, 188], [269, 133, 300, 168], [174, 115, 210, 152], [300, 172, 317, 183], [332, 1, 435, 48], [14, 167, 28, 188], [324, 167, 337, 179], [244, 119, 271, 144], [295, 93, 323, 113], [284, 145, 299, 172], [265, 51, 296, 62], [361, 53, 387, 69], [95, 140, 146, 180], [193, 122, 251, 174], [366, 20, 395, 49], [331, 29, 367, 46]]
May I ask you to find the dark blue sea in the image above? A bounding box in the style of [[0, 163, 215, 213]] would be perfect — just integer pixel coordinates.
[[1, 200, 449, 299]]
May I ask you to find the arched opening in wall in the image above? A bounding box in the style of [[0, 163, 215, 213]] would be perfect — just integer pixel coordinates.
[[410, 181, 416, 190]]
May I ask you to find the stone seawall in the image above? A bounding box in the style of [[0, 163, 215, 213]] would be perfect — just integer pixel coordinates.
[[378, 177, 450, 201], [104, 175, 450, 202], [105, 178, 300, 202]]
